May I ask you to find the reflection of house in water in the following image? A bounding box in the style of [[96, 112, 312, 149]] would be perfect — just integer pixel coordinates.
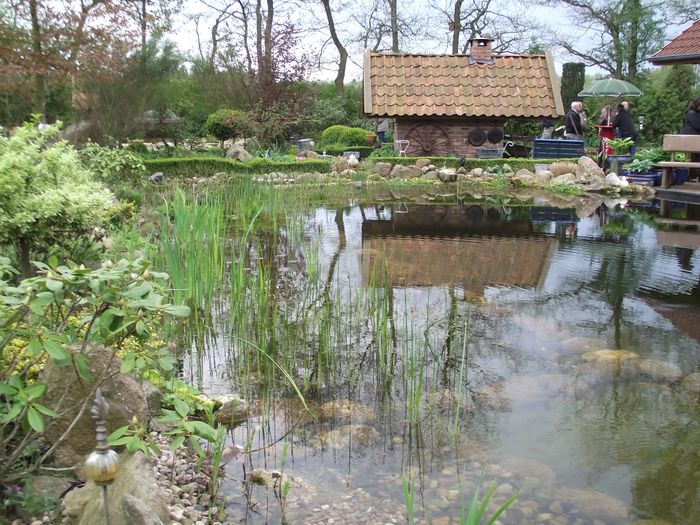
[[361, 204, 558, 296]]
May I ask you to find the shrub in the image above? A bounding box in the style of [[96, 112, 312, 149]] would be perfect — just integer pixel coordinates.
[[204, 109, 252, 143], [78, 142, 147, 182], [320, 125, 371, 147]]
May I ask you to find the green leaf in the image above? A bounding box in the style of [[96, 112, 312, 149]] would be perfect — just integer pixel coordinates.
[[190, 420, 217, 442], [109, 436, 134, 447], [33, 403, 59, 418], [1, 403, 22, 423], [45, 279, 63, 292], [173, 398, 190, 418], [107, 426, 130, 442], [157, 355, 176, 372], [135, 320, 147, 336], [47, 255, 58, 267], [0, 384, 18, 396], [120, 354, 136, 374], [169, 435, 185, 450], [27, 406, 45, 432], [74, 354, 93, 382], [43, 340, 70, 361], [122, 283, 152, 299], [27, 339, 43, 356], [163, 305, 191, 318], [24, 383, 46, 401]]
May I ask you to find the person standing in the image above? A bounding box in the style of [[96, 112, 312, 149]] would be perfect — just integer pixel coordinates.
[[681, 97, 700, 180], [612, 101, 639, 155], [376, 118, 390, 143], [681, 96, 700, 135], [564, 101, 586, 140]]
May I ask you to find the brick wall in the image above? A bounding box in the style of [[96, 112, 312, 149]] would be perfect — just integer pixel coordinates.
[[395, 117, 505, 157]]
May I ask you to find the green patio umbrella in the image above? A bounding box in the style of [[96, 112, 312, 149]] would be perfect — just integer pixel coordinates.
[[578, 78, 644, 97]]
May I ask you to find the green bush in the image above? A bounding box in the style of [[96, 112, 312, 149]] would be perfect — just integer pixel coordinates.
[[78, 142, 147, 182], [320, 125, 370, 147], [204, 109, 251, 143], [369, 156, 579, 171], [143, 157, 332, 178], [127, 140, 149, 154]]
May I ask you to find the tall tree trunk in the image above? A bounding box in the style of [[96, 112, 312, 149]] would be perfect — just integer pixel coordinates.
[[236, 0, 253, 72], [29, 0, 45, 116], [141, 0, 148, 51], [451, 0, 463, 54], [320, 0, 348, 96], [626, 0, 640, 80], [17, 239, 32, 279], [388, 0, 399, 52]]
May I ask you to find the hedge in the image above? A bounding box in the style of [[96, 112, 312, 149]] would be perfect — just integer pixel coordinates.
[[370, 156, 580, 171], [143, 157, 332, 177]]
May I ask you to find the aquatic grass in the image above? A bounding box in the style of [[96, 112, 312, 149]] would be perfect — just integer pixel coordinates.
[[402, 475, 415, 525], [460, 475, 521, 525]]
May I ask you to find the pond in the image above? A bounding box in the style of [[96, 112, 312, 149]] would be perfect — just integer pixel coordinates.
[[180, 191, 700, 525]]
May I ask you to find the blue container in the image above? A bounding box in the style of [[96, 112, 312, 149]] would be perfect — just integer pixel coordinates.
[[624, 169, 662, 186], [674, 168, 689, 185]]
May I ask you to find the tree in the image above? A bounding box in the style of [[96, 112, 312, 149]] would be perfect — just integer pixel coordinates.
[[0, 122, 114, 277], [561, 62, 586, 112], [320, 0, 349, 96], [204, 108, 251, 143], [538, 0, 695, 80]]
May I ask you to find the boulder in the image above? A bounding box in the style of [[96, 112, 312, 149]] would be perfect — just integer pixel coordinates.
[[140, 380, 162, 419], [497, 457, 556, 488], [148, 172, 164, 184], [576, 156, 605, 182], [551, 173, 576, 185], [371, 162, 392, 177], [680, 372, 700, 400], [225, 143, 253, 161], [306, 150, 319, 158], [389, 164, 422, 179], [534, 169, 553, 184], [415, 158, 431, 169], [62, 452, 169, 525], [332, 156, 349, 173], [554, 487, 628, 522], [512, 169, 537, 186], [604, 173, 630, 187], [468, 168, 484, 178], [549, 161, 578, 177], [638, 359, 683, 384], [437, 168, 457, 182], [249, 468, 302, 489], [316, 399, 376, 423], [346, 154, 360, 168], [320, 424, 379, 453], [424, 170, 439, 180], [41, 346, 149, 469], [213, 394, 250, 427]]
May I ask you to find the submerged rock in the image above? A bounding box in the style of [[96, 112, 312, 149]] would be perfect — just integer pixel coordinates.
[[555, 486, 628, 522], [560, 336, 608, 353], [316, 399, 376, 423], [320, 424, 379, 453], [637, 359, 683, 384], [249, 468, 302, 489], [581, 349, 640, 365], [680, 372, 700, 400]]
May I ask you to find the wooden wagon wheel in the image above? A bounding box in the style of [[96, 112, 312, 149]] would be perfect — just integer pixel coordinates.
[[405, 122, 452, 157]]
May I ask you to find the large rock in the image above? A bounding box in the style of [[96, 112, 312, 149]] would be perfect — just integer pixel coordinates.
[[638, 359, 683, 384], [316, 399, 376, 424], [551, 173, 576, 185], [576, 155, 605, 182], [213, 394, 250, 426], [555, 486, 628, 522], [549, 161, 578, 177], [437, 168, 457, 182], [389, 164, 422, 179], [371, 162, 392, 177], [62, 452, 169, 525], [226, 143, 253, 161], [320, 424, 379, 454], [41, 346, 149, 469], [332, 156, 349, 173], [680, 372, 700, 400], [415, 158, 431, 169]]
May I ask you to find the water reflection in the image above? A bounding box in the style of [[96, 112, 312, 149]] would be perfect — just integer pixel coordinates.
[[201, 198, 700, 524]]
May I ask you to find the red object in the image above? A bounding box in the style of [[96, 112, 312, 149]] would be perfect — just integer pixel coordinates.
[[596, 125, 615, 155]]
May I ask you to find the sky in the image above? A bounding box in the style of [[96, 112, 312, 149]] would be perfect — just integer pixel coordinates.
[[166, 3, 695, 83]]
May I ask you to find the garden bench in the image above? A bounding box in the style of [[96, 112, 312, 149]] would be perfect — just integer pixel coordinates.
[[657, 134, 700, 188], [532, 138, 585, 159]]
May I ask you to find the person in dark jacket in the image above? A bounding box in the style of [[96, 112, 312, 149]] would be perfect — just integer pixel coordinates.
[[681, 97, 700, 180], [564, 101, 586, 140], [612, 101, 638, 155], [681, 97, 700, 135]]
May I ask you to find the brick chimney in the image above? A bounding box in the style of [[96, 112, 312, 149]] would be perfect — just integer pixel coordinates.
[[469, 35, 494, 62]]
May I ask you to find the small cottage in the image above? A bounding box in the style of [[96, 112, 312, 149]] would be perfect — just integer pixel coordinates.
[[363, 37, 564, 157]]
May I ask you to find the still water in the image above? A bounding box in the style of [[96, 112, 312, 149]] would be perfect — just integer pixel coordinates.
[[191, 196, 700, 524]]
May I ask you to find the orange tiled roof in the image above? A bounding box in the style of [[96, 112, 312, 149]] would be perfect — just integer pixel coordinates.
[[364, 51, 564, 118], [649, 19, 700, 65]]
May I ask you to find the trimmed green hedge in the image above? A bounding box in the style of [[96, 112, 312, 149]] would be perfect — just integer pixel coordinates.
[[318, 146, 375, 158], [143, 157, 332, 177], [370, 156, 580, 171]]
